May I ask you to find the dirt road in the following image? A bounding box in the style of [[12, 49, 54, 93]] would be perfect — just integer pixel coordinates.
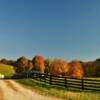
[[0, 80, 62, 100]]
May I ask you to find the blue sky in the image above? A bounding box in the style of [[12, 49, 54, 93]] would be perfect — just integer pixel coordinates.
[[0, 0, 100, 61]]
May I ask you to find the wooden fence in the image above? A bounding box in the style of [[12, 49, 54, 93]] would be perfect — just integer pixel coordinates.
[[35, 74, 100, 91], [4, 71, 100, 91]]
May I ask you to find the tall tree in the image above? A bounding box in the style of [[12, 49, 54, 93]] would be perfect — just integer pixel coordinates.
[[68, 60, 83, 78], [50, 59, 69, 76], [32, 55, 45, 72], [14, 56, 33, 72], [44, 58, 53, 74]]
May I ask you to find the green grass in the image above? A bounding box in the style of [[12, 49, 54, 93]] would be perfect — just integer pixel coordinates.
[[0, 63, 15, 75], [16, 79, 100, 100]]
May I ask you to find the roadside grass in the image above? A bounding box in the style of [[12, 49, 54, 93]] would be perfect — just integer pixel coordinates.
[[16, 79, 100, 100], [0, 63, 15, 75]]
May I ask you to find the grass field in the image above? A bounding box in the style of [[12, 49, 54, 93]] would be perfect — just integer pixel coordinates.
[[16, 79, 100, 100], [0, 63, 15, 75]]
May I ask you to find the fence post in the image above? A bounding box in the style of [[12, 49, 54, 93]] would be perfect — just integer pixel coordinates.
[[27, 73, 28, 78], [39, 74, 41, 81], [50, 75, 52, 85], [82, 77, 84, 90], [44, 73, 46, 83], [45, 76, 46, 83], [65, 77, 67, 88]]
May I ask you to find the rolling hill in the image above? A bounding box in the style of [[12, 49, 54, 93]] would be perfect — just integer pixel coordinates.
[[0, 63, 15, 75]]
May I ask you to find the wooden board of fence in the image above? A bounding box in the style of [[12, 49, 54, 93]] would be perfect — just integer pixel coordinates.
[[35, 73, 100, 91]]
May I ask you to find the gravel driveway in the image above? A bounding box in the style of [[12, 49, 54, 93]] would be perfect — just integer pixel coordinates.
[[0, 80, 62, 100]]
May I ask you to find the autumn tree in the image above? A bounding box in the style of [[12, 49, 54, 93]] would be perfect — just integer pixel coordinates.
[[50, 59, 69, 76], [26, 60, 34, 71], [68, 60, 83, 78], [7, 60, 16, 66], [0, 58, 8, 65], [94, 59, 100, 77], [44, 58, 53, 74], [82, 61, 95, 77], [32, 55, 45, 72], [14, 56, 33, 73]]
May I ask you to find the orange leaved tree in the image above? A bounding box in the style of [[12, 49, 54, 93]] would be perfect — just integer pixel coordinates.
[[50, 59, 69, 76], [68, 60, 83, 78], [32, 55, 45, 72]]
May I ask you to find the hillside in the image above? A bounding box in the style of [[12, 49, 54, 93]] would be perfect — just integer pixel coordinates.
[[0, 63, 15, 75]]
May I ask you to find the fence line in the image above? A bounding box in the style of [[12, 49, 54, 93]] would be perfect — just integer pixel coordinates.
[[35, 74, 100, 91], [4, 71, 100, 91]]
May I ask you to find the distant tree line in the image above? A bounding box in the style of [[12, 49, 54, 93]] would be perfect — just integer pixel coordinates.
[[0, 55, 100, 77]]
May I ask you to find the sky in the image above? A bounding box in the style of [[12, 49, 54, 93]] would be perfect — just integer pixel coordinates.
[[0, 0, 100, 61]]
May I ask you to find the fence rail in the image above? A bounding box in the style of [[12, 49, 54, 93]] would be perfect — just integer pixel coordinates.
[[34, 73, 100, 91]]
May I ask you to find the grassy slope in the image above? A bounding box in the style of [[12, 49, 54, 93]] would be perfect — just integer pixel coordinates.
[[16, 79, 100, 100], [0, 63, 15, 75]]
